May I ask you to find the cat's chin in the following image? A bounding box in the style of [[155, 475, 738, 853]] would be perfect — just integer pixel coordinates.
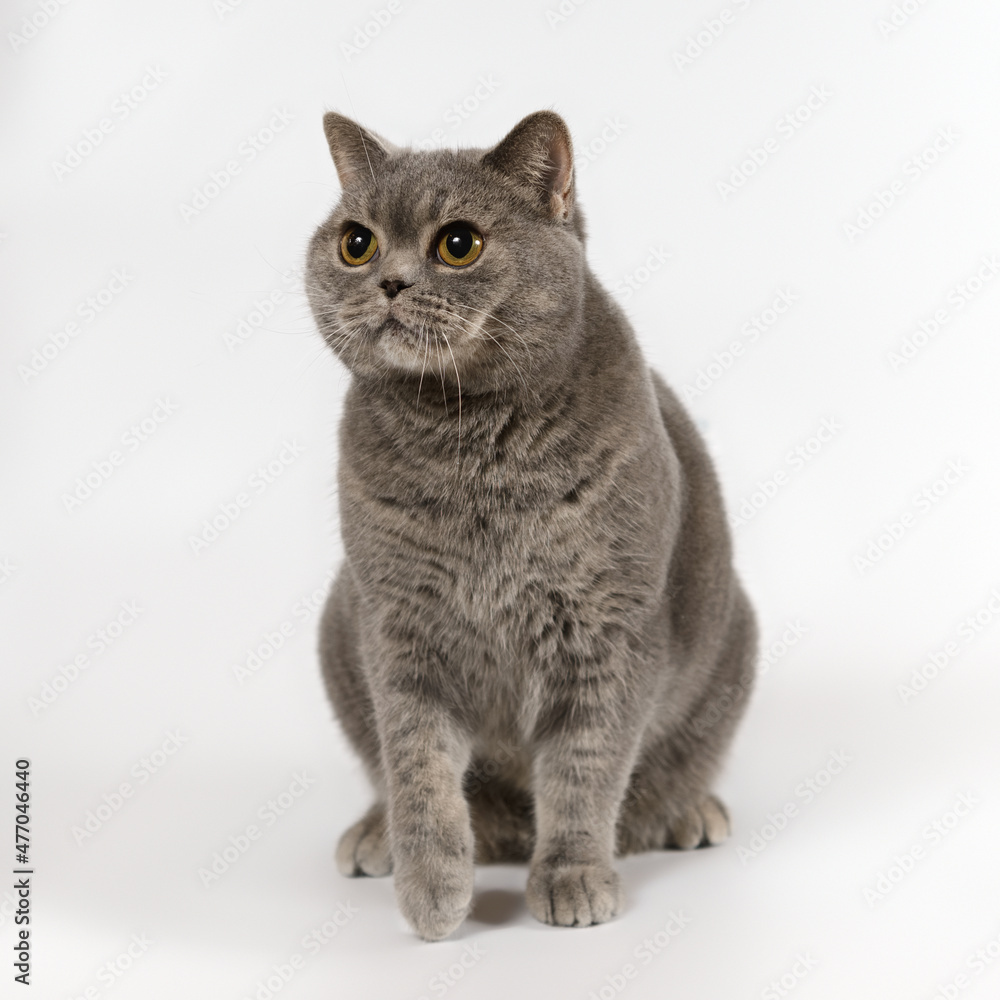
[[375, 320, 470, 376], [378, 341, 428, 374], [376, 321, 439, 374]]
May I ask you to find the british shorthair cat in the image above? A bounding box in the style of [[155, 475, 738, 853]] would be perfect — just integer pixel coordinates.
[[306, 110, 756, 940]]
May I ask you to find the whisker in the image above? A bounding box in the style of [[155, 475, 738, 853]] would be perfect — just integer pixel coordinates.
[[447, 302, 531, 349], [416, 319, 429, 407], [439, 328, 462, 464], [440, 308, 530, 395], [436, 342, 449, 417], [252, 246, 304, 286]]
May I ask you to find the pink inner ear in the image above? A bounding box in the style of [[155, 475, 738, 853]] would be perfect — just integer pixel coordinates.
[[481, 111, 576, 219], [547, 134, 574, 218]]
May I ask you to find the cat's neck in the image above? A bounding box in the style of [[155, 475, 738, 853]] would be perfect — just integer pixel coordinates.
[[344, 276, 642, 471], [350, 365, 565, 459]]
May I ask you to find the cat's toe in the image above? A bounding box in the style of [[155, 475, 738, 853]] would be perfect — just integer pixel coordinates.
[[335, 804, 392, 877], [526, 862, 624, 927], [666, 794, 730, 850]]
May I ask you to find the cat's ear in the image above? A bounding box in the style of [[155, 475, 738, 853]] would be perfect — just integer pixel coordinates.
[[322, 112, 396, 187], [482, 111, 574, 221]]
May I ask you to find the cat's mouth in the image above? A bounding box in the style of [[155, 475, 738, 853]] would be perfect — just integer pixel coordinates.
[[375, 311, 472, 375], [382, 316, 417, 337], [381, 313, 455, 347], [379, 316, 430, 351], [377, 316, 438, 372]]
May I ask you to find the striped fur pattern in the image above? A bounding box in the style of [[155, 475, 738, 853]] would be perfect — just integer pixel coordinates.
[[307, 111, 756, 940]]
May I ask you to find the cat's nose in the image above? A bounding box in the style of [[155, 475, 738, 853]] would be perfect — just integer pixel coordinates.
[[380, 278, 412, 299]]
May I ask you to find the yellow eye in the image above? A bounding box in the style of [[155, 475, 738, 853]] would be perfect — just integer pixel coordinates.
[[436, 225, 483, 267], [340, 225, 378, 266]]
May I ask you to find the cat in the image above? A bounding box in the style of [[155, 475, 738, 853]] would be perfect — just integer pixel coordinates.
[[306, 109, 757, 940]]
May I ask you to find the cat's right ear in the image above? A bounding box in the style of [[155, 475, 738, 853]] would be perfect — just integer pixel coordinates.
[[322, 112, 395, 188], [482, 111, 575, 221]]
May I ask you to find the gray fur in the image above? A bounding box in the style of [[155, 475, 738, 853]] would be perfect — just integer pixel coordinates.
[[307, 110, 756, 940]]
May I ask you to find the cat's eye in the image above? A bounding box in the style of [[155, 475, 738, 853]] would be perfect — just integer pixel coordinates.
[[340, 225, 378, 266], [436, 224, 483, 268]]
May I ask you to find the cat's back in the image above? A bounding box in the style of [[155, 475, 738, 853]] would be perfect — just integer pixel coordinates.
[[648, 368, 745, 660]]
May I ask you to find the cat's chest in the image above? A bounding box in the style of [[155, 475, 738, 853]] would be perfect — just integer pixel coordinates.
[[450, 503, 589, 624], [343, 392, 665, 650], [364, 481, 626, 655]]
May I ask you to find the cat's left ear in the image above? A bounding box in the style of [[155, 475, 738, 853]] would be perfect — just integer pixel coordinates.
[[322, 112, 397, 188], [482, 111, 574, 221]]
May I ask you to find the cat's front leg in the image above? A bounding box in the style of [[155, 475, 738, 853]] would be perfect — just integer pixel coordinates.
[[372, 641, 474, 941], [526, 663, 644, 928]]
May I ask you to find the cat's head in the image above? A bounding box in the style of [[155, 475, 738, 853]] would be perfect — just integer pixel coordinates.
[[306, 111, 586, 396]]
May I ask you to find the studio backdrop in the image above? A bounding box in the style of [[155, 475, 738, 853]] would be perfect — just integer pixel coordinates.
[[3, 1, 999, 998]]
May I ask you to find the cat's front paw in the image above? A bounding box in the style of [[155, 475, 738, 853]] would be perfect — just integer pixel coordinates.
[[335, 804, 392, 877], [526, 861, 624, 927], [394, 851, 475, 941]]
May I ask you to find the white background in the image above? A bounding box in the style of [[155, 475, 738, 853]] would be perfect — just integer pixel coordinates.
[[3, 0, 1000, 997]]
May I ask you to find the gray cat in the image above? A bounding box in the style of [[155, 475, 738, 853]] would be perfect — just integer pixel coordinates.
[[306, 110, 757, 940]]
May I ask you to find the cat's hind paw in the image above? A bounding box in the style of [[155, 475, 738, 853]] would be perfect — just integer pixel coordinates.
[[664, 794, 730, 850], [335, 803, 392, 877]]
